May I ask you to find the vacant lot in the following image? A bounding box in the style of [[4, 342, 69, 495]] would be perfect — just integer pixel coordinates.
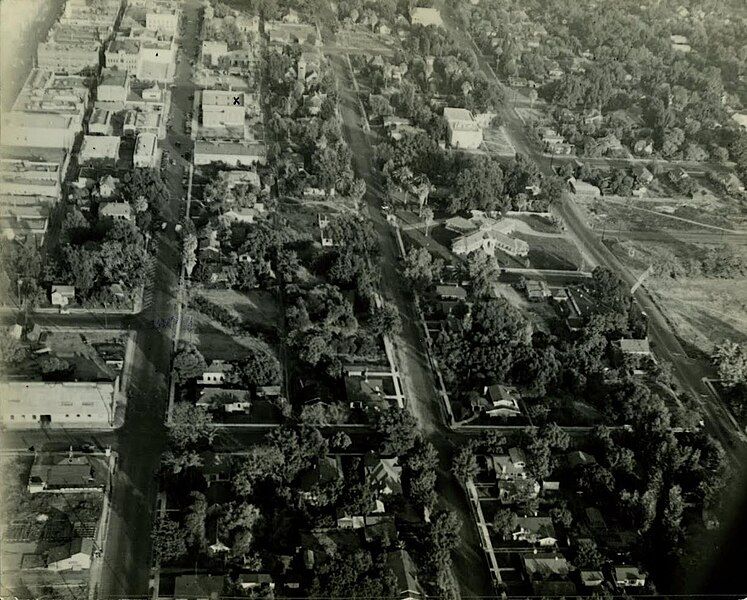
[[198, 288, 281, 332], [515, 234, 583, 270]]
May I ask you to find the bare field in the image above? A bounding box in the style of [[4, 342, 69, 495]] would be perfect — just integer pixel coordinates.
[[609, 240, 747, 351]]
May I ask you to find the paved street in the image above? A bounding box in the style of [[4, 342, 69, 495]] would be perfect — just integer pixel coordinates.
[[331, 53, 494, 598], [94, 2, 201, 597]]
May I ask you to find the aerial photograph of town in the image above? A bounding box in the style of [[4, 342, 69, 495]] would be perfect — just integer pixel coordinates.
[[0, 0, 746, 598]]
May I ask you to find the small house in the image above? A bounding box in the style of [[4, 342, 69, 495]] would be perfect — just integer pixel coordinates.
[[199, 360, 231, 385], [51, 285, 76, 307], [614, 566, 646, 588]]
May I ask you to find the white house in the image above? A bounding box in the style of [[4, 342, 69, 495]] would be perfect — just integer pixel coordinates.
[[614, 566, 646, 587], [410, 7, 443, 27], [199, 360, 231, 385], [51, 285, 76, 307], [99, 202, 133, 221], [444, 107, 483, 149]]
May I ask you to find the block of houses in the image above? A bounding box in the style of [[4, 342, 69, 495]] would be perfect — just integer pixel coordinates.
[[614, 566, 646, 587], [199, 360, 231, 385], [46, 537, 94, 571], [472, 384, 522, 418], [510, 516, 557, 546], [444, 107, 483, 149], [28, 455, 107, 494], [51, 284, 76, 307], [197, 388, 251, 414], [365, 456, 402, 495], [99, 202, 133, 221]]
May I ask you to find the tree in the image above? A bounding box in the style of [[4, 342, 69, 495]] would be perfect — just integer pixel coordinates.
[[492, 508, 518, 538], [549, 504, 573, 529], [374, 408, 418, 455], [168, 402, 215, 448], [451, 446, 478, 482], [369, 303, 402, 337], [403, 247, 443, 286], [428, 510, 461, 569], [467, 251, 499, 298], [184, 492, 208, 548], [161, 449, 203, 474], [421, 205, 434, 236], [0, 337, 27, 366], [712, 341, 747, 388], [450, 155, 504, 212], [229, 348, 281, 387], [233, 444, 286, 494], [39, 356, 71, 376], [539, 422, 570, 451], [151, 516, 188, 564], [331, 431, 352, 449], [172, 343, 207, 384], [575, 538, 603, 569]]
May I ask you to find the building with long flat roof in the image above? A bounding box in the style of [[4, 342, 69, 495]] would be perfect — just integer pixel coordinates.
[[80, 135, 120, 162], [193, 141, 266, 166], [0, 112, 80, 151], [0, 379, 119, 428], [12, 70, 90, 117], [37, 41, 102, 73], [134, 132, 158, 168]]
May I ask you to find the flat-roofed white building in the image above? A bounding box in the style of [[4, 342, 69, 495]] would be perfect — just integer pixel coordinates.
[[146, 8, 179, 35], [444, 107, 483, 149], [202, 89, 246, 128], [98, 68, 130, 102], [12, 70, 90, 118], [122, 109, 165, 138], [134, 132, 158, 168], [80, 135, 120, 162], [0, 112, 80, 151], [89, 108, 114, 135], [410, 7, 443, 27], [0, 380, 119, 428], [201, 40, 228, 66], [194, 141, 267, 167]]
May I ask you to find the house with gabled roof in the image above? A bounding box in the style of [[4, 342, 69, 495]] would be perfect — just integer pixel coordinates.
[[387, 549, 424, 600], [365, 456, 402, 495]]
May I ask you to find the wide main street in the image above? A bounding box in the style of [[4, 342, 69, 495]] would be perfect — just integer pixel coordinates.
[[330, 52, 494, 598], [94, 2, 202, 597]]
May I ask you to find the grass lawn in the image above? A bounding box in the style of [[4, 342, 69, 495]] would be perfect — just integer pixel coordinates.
[[198, 288, 281, 333], [184, 308, 279, 362], [515, 234, 583, 270], [513, 213, 561, 234]]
